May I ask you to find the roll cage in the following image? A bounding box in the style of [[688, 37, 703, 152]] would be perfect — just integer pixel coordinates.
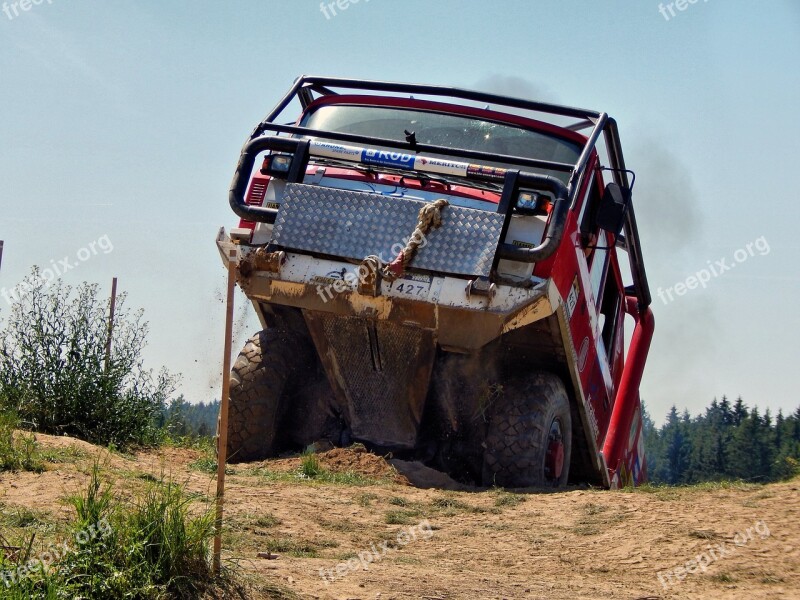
[[229, 75, 651, 309]]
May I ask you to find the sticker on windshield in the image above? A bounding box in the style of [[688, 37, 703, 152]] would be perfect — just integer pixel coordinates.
[[414, 157, 468, 177], [362, 149, 415, 169]]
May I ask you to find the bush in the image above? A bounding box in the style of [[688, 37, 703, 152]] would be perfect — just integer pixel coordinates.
[[0, 269, 177, 448]]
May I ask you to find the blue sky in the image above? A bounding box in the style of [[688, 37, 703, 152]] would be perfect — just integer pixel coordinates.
[[1, 0, 798, 423]]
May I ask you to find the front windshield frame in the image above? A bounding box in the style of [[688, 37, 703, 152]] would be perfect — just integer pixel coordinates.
[[299, 102, 583, 182]]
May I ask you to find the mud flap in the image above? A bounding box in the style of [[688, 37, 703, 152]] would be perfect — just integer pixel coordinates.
[[304, 311, 435, 448]]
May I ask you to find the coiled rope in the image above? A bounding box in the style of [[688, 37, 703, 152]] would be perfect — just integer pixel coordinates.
[[363, 198, 449, 281]]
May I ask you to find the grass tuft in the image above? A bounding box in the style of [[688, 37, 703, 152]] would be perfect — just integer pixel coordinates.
[[0, 412, 44, 473], [299, 451, 323, 479], [0, 462, 218, 599], [494, 492, 527, 508]]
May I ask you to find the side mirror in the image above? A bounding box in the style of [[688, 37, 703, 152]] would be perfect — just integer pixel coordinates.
[[597, 183, 630, 236]]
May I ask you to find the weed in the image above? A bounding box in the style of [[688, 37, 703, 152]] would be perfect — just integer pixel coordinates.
[[494, 492, 527, 508], [430, 495, 484, 515], [0, 413, 44, 473], [299, 452, 322, 479], [357, 493, 378, 507], [263, 538, 321, 558], [254, 514, 282, 529], [385, 510, 420, 525], [317, 518, 355, 533]]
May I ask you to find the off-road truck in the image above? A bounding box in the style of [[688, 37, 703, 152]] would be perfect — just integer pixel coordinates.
[[217, 76, 655, 488]]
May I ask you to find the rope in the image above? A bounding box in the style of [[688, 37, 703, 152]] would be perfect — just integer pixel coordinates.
[[363, 198, 449, 282]]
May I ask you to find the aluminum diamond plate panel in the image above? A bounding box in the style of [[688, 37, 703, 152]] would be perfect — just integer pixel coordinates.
[[272, 183, 504, 277]]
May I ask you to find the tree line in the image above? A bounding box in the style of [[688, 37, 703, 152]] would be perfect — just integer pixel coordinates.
[[643, 396, 800, 484]]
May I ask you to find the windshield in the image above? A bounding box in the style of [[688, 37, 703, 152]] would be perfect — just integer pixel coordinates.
[[300, 104, 581, 183]]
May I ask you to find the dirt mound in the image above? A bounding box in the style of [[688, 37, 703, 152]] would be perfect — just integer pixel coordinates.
[[255, 445, 408, 483], [318, 446, 401, 481], [26, 431, 101, 456]]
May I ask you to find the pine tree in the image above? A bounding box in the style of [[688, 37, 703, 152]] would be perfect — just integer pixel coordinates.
[[662, 406, 690, 484], [733, 397, 748, 426]]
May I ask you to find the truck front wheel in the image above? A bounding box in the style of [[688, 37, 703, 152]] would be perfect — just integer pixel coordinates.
[[225, 328, 305, 462], [482, 372, 572, 488]]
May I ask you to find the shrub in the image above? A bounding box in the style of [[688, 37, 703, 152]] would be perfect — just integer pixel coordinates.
[[0, 269, 177, 448]]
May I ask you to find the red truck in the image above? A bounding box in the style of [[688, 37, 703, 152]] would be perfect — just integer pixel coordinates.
[[217, 76, 655, 488]]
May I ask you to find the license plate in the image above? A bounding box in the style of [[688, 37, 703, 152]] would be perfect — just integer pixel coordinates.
[[388, 275, 432, 298]]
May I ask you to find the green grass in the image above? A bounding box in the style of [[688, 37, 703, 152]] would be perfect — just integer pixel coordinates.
[[190, 455, 234, 475], [633, 480, 763, 497], [162, 434, 216, 451], [39, 445, 89, 465], [261, 537, 338, 559], [186, 438, 234, 475], [429, 495, 486, 515], [317, 517, 356, 533], [299, 452, 323, 479], [246, 463, 388, 487], [254, 514, 282, 529], [494, 492, 527, 508], [356, 492, 378, 507], [0, 412, 44, 473], [0, 462, 219, 599], [0, 506, 51, 531], [385, 510, 422, 525]]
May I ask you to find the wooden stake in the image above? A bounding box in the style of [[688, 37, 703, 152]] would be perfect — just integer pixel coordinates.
[[105, 277, 118, 372], [213, 251, 237, 575]]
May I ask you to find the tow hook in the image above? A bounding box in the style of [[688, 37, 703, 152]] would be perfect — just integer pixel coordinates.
[[466, 277, 496, 301], [357, 256, 382, 297], [239, 248, 286, 277]]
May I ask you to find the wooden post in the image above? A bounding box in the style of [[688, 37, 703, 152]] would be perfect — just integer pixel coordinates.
[[213, 250, 237, 575], [105, 277, 118, 372], [0, 240, 4, 273]]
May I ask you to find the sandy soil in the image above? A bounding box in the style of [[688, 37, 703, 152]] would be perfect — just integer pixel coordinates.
[[1, 433, 798, 599]]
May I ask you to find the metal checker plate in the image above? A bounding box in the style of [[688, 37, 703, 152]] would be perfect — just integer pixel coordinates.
[[272, 183, 504, 277]]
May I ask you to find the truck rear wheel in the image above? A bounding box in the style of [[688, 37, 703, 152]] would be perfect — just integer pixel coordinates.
[[225, 328, 306, 462], [482, 372, 572, 488]]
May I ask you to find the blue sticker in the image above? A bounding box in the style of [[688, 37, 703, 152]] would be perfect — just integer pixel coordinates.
[[361, 149, 415, 169]]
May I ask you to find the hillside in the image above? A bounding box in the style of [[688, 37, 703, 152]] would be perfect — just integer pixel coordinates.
[[1, 433, 798, 599]]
